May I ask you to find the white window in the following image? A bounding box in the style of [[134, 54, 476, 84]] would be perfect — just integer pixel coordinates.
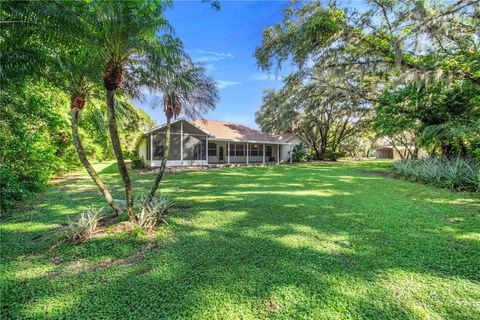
[[208, 143, 217, 156]]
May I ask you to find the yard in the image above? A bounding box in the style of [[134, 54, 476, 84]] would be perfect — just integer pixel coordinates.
[[1, 161, 479, 319]]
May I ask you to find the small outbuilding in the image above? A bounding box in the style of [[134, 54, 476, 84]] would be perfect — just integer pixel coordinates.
[[375, 146, 428, 160]]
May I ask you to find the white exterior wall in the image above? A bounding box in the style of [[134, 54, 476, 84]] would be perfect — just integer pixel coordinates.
[[138, 139, 147, 161], [280, 145, 291, 162], [280, 136, 302, 162]]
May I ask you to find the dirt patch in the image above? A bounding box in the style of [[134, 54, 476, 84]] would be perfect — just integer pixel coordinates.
[[97, 215, 121, 228], [444, 216, 463, 224], [50, 173, 89, 185], [264, 300, 280, 313], [355, 169, 394, 178], [46, 242, 161, 279], [90, 221, 133, 239]]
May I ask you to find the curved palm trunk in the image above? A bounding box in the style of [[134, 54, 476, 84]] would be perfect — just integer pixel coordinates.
[[106, 89, 134, 220], [149, 114, 171, 200], [71, 107, 119, 215]]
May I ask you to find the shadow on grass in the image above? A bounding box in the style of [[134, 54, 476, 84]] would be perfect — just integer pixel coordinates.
[[1, 162, 479, 319]]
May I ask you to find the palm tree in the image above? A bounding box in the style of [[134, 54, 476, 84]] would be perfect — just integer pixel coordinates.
[[147, 58, 218, 199], [65, 51, 121, 215], [1, 1, 121, 214], [88, 1, 180, 220]]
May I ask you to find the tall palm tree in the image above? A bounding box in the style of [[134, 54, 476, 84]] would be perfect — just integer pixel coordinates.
[[1, 1, 121, 213], [89, 0, 180, 220], [64, 51, 121, 215], [146, 58, 219, 199]]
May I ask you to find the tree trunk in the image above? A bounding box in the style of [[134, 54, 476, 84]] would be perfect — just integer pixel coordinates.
[[318, 143, 328, 160], [149, 114, 171, 200], [71, 108, 119, 214], [106, 89, 134, 220]]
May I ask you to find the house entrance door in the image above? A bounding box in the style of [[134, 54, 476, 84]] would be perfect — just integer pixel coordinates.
[[219, 146, 224, 161]]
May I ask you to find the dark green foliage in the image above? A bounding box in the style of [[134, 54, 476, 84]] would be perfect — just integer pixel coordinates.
[[0, 84, 152, 210], [130, 155, 146, 169], [393, 158, 480, 192], [292, 143, 308, 162], [374, 81, 480, 158], [321, 151, 345, 161], [256, 1, 479, 160], [0, 85, 73, 210]]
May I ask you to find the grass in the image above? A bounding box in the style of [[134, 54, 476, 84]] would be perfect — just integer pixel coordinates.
[[1, 161, 479, 319]]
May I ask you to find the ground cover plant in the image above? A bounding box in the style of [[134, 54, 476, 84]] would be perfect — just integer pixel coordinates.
[[393, 157, 480, 192], [1, 161, 479, 319]]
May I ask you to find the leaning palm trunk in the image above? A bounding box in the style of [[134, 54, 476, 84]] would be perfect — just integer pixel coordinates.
[[103, 61, 134, 220], [70, 94, 119, 215], [148, 114, 171, 200], [106, 89, 134, 220]]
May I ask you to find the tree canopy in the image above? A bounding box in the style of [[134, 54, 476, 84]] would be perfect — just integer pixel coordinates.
[[255, 0, 479, 159]]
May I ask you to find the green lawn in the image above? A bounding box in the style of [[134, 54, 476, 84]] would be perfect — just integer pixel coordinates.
[[1, 161, 479, 319]]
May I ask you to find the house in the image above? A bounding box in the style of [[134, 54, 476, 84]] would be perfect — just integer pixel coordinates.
[[375, 146, 428, 160], [137, 119, 303, 167]]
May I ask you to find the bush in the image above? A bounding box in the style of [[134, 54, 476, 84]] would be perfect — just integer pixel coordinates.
[[292, 143, 308, 162], [131, 156, 145, 169], [393, 157, 480, 192], [134, 194, 173, 230], [135, 207, 157, 231], [1, 84, 154, 211], [322, 152, 345, 161], [0, 139, 59, 211], [67, 206, 105, 242], [307, 148, 318, 161]]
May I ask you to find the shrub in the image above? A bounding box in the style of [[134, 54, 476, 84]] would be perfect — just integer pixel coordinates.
[[393, 157, 480, 192], [134, 194, 173, 230], [67, 206, 105, 242], [135, 207, 157, 230], [292, 143, 308, 162], [307, 148, 318, 161], [322, 152, 345, 161], [131, 157, 145, 169]]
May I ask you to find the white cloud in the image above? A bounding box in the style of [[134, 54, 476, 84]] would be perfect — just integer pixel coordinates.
[[204, 64, 217, 70], [216, 80, 242, 89], [192, 50, 234, 62], [251, 73, 282, 81]]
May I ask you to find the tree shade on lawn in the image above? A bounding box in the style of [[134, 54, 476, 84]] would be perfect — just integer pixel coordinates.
[[1, 161, 479, 319]]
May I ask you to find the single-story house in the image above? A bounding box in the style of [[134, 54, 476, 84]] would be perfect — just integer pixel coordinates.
[[375, 146, 428, 160], [138, 119, 303, 167]]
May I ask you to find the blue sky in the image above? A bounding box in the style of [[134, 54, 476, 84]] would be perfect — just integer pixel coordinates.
[[136, 0, 291, 129]]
